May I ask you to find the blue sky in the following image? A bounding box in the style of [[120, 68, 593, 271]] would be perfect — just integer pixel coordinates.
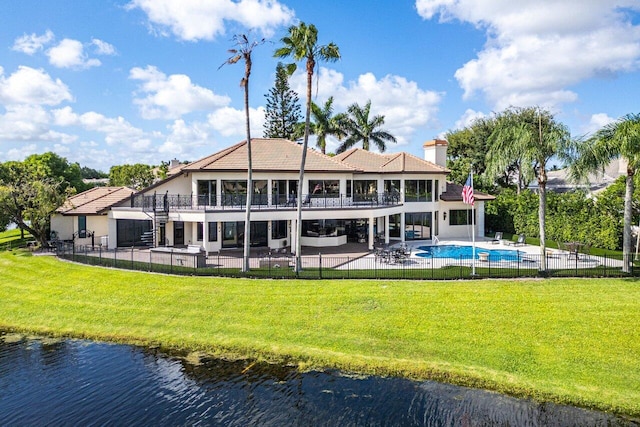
[[1, 0, 639, 172]]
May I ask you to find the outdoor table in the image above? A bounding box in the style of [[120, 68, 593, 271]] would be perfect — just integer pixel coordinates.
[[565, 242, 582, 259]]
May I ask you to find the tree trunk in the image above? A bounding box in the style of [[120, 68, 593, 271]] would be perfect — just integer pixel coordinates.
[[242, 60, 253, 273], [623, 169, 634, 273], [294, 60, 314, 273], [537, 160, 547, 272]]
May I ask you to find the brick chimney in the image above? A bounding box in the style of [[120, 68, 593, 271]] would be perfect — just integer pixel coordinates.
[[423, 139, 448, 167]]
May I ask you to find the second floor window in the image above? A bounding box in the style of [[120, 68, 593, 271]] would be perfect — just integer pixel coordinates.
[[197, 180, 216, 206], [405, 180, 433, 202], [308, 180, 339, 198]]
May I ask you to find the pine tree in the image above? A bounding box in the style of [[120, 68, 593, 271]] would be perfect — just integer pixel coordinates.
[[263, 62, 302, 140]]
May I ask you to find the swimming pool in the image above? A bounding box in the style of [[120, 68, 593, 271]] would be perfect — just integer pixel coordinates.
[[416, 245, 522, 262]]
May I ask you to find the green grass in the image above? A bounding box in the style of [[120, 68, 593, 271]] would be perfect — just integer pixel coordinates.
[[0, 228, 33, 249], [1, 251, 639, 417]]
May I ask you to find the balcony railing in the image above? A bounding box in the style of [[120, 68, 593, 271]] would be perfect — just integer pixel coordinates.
[[130, 192, 402, 212]]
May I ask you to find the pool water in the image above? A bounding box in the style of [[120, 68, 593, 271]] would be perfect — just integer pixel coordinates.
[[416, 245, 522, 262]]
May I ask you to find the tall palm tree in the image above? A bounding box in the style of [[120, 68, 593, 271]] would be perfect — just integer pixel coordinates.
[[308, 96, 346, 154], [336, 100, 396, 153], [486, 106, 572, 272], [274, 22, 340, 272], [570, 113, 640, 272], [221, 34, 264, 272]]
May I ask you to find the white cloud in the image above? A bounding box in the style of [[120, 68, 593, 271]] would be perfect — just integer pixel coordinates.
[[130, 65, 231, 119], [127, 0, 294, 41], [289, 67, 443, 150], [0, 66, 73, 106], [5, 144, 38, 161], [579, 113, 617, 135], [0, 105, 50, 141], [416, 0, 640, 110], [453, 109, 486, 130], [91, 38, 116, 55], [47, 38, 101, 69], [12, 30, 55, 55], [160, 119, 210, 155], [207, 106, 265, 138], [51, 106, 79, 126], [75, 111, 148, 147]]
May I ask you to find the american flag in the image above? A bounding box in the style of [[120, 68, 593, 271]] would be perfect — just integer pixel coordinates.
[[462, 174, 474, 205]]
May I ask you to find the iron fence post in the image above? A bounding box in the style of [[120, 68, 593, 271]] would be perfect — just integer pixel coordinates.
[[431, 254, 435, 279]]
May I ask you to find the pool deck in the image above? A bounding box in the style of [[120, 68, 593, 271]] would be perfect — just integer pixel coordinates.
[[335, 238, 622, 271], [70, 237, 622, 272]]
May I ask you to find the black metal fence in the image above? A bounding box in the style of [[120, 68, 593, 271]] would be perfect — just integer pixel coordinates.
[[56, 243, 635, 280]]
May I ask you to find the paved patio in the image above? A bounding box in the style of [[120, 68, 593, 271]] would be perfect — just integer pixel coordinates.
[[67, 237, 623, 272], [333, 238, 623, 271]]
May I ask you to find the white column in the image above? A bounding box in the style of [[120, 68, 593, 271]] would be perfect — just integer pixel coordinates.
[[203, 220, 209, 252], [368, 217, 375, 250], [385, 215, 390, 245], [401, 213, 406, 243], [290, 219, 297, 254], [477, 203, 485, 238]]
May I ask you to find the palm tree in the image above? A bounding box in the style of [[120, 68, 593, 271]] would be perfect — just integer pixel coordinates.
[[570, 113, 640, 272], [274, 22, 340, 272], [486, 106, 572, 272], [336, 100, 396, 153], [221, 34, 264, 272], [308, 96, 346, 154]]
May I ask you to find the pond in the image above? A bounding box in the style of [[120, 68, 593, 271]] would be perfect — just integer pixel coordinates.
[[1, 333, 637, 426]]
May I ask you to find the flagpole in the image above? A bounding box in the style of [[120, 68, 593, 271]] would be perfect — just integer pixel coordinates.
[[471, 169, 476, 276]]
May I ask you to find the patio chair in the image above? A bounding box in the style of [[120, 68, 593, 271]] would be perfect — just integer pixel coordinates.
[[491, 232, 503, 244], [509, 234, 526, 246]]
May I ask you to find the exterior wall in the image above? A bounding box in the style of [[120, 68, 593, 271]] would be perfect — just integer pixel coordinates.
[[104, 167, 488, 250], [140, 173, 191, 196], [437, 202, 486, 239], [423, 140, 448, 167], [50, 214, 109, 247], [50, 214, 74, 240]]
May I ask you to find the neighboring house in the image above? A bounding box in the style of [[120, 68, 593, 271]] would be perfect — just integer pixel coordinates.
[[51, 186, 136, 247], [54, 138, 494, 252], [529, 158, 627, 193]]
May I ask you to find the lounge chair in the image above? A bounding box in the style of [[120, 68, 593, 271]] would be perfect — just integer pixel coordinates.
[[508, 234, 526, 246], [491, 232, 503, 244]]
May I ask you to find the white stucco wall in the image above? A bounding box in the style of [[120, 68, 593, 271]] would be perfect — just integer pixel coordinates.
[[50, 214, 74, 240]]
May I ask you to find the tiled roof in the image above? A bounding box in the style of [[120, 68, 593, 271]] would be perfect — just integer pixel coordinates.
[[439, 182, 495, 202], [56, 186, 135, 215], [529, 158, 627, 193], [334, 149, 448, 174], [185, 138, 356, 172]]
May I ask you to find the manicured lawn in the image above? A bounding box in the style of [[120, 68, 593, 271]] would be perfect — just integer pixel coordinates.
[[1, 251, 639, 416], [0, 228, 32, 249]]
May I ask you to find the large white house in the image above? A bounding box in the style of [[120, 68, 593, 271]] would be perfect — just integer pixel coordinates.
[[51, 138, 493, 253]]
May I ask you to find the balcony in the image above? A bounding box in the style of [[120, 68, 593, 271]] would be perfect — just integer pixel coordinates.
[[130, 192, 402, 212]]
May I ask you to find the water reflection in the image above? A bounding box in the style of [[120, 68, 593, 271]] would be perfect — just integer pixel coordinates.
[[0, 334, 637, 426]]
